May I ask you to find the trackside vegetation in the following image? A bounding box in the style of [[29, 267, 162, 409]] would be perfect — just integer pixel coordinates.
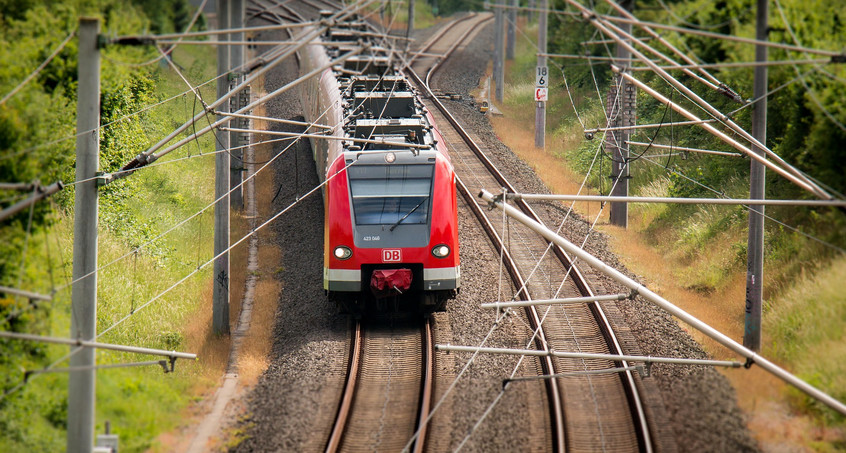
[[495, 0, 845, 441], [0, 1, 222, 451]]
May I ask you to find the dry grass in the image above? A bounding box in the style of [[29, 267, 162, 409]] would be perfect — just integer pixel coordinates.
[[231, 95, 278, 386]]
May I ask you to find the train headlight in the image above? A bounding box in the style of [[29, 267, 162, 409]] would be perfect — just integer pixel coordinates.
[[385, 152, 396, 163], [334, 246, 352, 260], [432, 244, 450, 258]]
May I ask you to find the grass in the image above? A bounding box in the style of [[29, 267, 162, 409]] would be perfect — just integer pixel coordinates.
[[768, 257, 846, 423], [488, 13, 846, 447]]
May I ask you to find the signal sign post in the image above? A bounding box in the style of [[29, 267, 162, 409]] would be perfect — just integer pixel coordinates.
[[535, 0, 548, 148], [535, 65, 548, 102]]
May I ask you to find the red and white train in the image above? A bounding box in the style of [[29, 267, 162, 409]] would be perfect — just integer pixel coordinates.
[[298, 19, 459, 312]]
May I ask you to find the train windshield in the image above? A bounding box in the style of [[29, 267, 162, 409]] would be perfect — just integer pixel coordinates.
[[348, 164, 434, 226]]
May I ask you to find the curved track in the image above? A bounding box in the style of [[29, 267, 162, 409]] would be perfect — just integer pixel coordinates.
[[406, 16, 655, 453]]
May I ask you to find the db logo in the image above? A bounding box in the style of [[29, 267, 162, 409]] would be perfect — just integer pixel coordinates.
[[382, 249, 401, 262]]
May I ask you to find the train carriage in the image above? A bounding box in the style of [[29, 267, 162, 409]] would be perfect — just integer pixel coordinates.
[[298, 22, 460, 312]]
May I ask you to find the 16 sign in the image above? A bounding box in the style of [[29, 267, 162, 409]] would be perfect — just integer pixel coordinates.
[[535, 65, 548, 102]]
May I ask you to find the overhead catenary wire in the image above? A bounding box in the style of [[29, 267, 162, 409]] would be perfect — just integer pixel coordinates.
[[50, 0, 400, 303], [595, 12, 846, 58], [0, 67, 227, 164], [39, 8, 409, 387], [571, 4, 834, 200], [405, 22, 644, 446], [114, 19, 359, 176], [103, 0, 208, 68], [602, 0, 732, 96], [615, 67, 832, 198]]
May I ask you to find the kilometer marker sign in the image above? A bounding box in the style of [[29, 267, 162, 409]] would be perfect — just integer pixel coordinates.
[[535, 65, 548, 102]]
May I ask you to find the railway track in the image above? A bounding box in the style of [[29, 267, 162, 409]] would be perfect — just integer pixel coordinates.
[[326, 316, 434, 453], [247, 3, 654, 450], [405, 15, 656, 452]]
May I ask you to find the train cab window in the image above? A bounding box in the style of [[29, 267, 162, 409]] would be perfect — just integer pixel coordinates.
[[348, 164, 434, 226]]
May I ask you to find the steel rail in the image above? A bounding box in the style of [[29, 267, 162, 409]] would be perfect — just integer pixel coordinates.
[[406, 22, 569, 450], [412, 318, 435, 453], [455, 176, 566, 453], [325, 319, 362, 453], [424, 14, 494, 88], [408, 21, 654, 450], [407, 14, 475, 69]]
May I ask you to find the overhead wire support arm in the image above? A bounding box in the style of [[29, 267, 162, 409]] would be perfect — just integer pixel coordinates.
[[111, 21, 321, 43], [596, 13, 846, 59], [0, 181, 64, 223], [625, 141, 743, 157], [113, 24, 339, 178], [601, 0, 737, 100], [25, 359, 179, 381], [613, 67, 827, 197], [0, 331, 197, 360], [0, 285, 52, 301], [436, 344, 743, 369], [584, 119, 717, 134], [477, 189, 846, 416], [565, 0, 832, 199], [505, 193, 846, 207]]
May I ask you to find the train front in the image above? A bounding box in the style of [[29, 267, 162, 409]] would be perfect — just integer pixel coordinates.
[[324, 74, 459, 312]]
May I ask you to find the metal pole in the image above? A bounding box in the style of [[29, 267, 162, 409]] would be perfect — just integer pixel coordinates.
[[494, 0, 504, 103], [68, 16, 99, 453], [534, 0, 547, 148], [407, 0, 414, 40], [506, 0, 516, 60], [506, 193, 846, 207], [609, 0, 633, 228], [0, 181, 64, 223], [478, 189, 846, 416], [744, 0, 767, 352], [229, 0, 244, 211], [214, 0, 231, 335], [0, 331, 197, 359]]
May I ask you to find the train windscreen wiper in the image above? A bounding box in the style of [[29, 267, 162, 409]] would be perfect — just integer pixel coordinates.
[[389, 197, 429, 231]]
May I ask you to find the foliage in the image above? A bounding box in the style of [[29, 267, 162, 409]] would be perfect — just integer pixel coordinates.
[[0, 0, 210, 451]]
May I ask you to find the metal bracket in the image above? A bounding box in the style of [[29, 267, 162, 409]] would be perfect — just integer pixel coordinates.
[[159, 356, 178, 373], [95, 172, 113, 187], [831, 54, 846, 64], [744, 357, 755, 369]]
